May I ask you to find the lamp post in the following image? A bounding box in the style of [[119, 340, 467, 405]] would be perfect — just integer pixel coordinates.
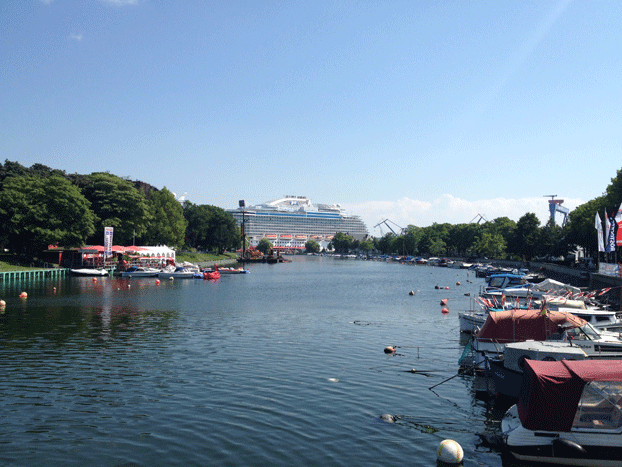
[[239, 200, 246, 258]]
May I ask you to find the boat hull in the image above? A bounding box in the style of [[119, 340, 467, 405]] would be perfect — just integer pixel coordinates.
[[503, 406, 622, 467], [70, 268, 109, 277]]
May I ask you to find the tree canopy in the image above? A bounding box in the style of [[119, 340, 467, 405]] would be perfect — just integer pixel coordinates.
[[0, 175, 96, 256]]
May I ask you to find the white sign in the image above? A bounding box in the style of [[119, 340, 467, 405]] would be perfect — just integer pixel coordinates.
[[104, 227, 113, 258]]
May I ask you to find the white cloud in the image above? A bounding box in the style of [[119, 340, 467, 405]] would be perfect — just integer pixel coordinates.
[[342, 195, 585, 235], [70, 33, 83, 41], [40, 0, 53, 5]]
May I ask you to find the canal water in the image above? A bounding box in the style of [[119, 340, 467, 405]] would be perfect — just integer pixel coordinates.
[[1, 257, 510, 466]]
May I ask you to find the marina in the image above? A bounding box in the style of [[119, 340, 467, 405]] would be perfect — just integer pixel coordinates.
[[1, 256, 621, 466], [1, 256, 505, 467]]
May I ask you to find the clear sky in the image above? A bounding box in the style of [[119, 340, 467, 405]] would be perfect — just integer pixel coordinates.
[[2, 0, 620, 236]]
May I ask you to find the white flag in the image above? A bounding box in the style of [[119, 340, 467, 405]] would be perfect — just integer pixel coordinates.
[[604, 209, 610, 249], [595, 212, 605, 252]]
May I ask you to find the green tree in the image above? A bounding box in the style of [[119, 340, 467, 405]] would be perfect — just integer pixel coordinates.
[[305, 239, 320, 253], [0, 175, 96, 257], [82, 172, 151, 245], [143, 187, 188, 248], [511, 213, 541, 260], [257, 238, 273, 254], [183, 203, 240, 253], [332, 232, 354, 254], [473, 231, 506, 259]]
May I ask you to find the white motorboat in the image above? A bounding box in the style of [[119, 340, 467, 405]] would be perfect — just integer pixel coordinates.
[[157, 265, 196, 279], [119, 266, 160, 278], [502, 359, 622, 466], [70, 268, 109, 277]]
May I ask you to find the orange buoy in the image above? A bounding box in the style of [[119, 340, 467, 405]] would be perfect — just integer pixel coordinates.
[[92, 277, 97, 282], [445, 286, 450, 290], [53, 287, 56, 293], [155, 279, 160, 285], [440, 298, 448, 306], [442, 308, 449, 314], [19, 292, 27, 299]]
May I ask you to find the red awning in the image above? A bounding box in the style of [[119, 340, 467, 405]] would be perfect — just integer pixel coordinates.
[[477, 309, 586, 343], [517, 359, 622, 432]]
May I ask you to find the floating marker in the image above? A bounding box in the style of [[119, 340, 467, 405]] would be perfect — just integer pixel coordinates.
[[384, 346, 396, 354], [441, 308, 449, 314], [437, 439, 463, 465], [409, 290, 415, 295], [440, 298, 448, 306], [19, 292, 27, 299]]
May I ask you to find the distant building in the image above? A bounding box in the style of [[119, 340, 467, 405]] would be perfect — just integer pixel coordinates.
[[229, 196, 369, 250]]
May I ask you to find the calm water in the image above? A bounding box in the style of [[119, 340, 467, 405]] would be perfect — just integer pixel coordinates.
[[0, 257, 508, 467]]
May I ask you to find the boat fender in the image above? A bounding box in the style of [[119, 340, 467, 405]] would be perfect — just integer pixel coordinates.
[[552, 437, 586, 456]]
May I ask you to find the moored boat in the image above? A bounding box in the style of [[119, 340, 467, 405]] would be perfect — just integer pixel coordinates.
[[119, 266, 160, 278], [502, 359, 622, 466], [70, 268, 109, 277]]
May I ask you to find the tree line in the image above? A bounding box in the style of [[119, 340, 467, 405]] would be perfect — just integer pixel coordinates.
[[323, 168, 622, 262], [1, 161, 620, 263], [0, 160, 240, 259]]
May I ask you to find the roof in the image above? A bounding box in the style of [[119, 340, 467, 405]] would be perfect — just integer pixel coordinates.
[[517, 359, 622, 432], [477, 309, 586, 343]]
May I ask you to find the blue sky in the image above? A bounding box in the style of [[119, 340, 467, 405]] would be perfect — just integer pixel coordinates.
[[2, 0, 620, 236]]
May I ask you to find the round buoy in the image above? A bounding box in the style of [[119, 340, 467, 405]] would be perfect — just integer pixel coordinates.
[[435, 285, 440, 289], [409, 290, 415, 296], [92, 277, 97, 282], [437, 439, 464, 465], [384, 346, 396, 354], [445, 286, 450, 290], [155, 279, 160, 285], [169, 276, 174, 280], [127, 284, 131, 289], [441, 308, 449, 314], [0, 300, 5, 307], [19, 292, 27, 299], [456, 281, 461, 286]]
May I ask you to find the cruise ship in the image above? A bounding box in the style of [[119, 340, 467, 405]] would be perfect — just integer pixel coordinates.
[[229, 196, 369, 250]]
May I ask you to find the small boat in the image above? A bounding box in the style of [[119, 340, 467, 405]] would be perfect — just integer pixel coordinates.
[[486, 340, 588, 399], [217, 267, 250, 274], [502, 359, 622, 466], [119, 266, 160, 278], [158, 266, 196, 279], [70, 268, 109, 277]]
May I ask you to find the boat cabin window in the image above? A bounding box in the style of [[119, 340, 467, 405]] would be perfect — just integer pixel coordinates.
[[573, 381, 622, 430]]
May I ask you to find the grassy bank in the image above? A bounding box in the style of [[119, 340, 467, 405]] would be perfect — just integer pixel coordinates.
[[175, 251, 239, 265], [0, 260, 51, 272]]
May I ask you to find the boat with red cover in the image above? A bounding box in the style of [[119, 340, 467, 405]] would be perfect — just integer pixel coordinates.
[[502, 359, 622, 466]]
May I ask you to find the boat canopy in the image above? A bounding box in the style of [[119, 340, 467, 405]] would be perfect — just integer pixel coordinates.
[[477, 309, 586, 344], [517, 359, 622, 432]]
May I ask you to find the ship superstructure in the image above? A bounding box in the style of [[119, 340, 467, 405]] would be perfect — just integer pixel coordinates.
[[229, 196, 369, 250]]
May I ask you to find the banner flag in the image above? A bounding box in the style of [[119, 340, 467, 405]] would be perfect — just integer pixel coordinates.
[[595, 212, 605, 252], [606, 211, 616, 253], [104, 227, 114, 259], [616, 203, 622, 247]]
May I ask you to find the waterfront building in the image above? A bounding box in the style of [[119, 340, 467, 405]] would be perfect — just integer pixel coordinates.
[[229, 196, 369, 250]]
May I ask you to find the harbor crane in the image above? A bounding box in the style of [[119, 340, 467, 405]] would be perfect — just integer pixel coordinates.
[[544, 195, 569, 226], [470, 213, 489, 224], [374, 219, 406, 236]]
